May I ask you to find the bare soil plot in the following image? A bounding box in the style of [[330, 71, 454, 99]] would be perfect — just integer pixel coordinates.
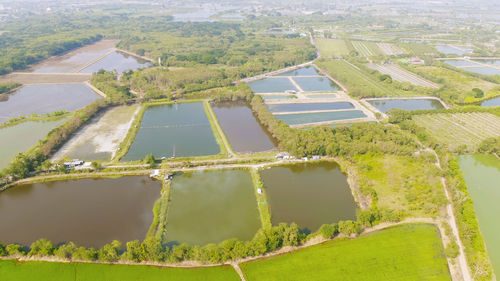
[[52, 105, 139, 161], [367, 63, 439, 88], [316, 38, 350, 58], [27, 40, 119, 73], [413, 112, 500, 150], [377, 43, 407, 56]]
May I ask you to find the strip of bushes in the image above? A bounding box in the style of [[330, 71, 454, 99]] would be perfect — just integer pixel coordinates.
[[0, 82, 21, 95]]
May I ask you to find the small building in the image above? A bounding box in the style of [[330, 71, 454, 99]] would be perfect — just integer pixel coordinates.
[[257, 188, 263, 194], [302, 157, 309, 161], [312, 156, 321, 160], [150, 169, 161, 178], [409, 57, 424, 65], [63, 160, 84, 169], [165, 173, 173, 180]]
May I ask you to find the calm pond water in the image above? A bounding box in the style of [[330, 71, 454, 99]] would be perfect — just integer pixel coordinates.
[[0, 84, 100, 123], [0, 176, 161, 247], [267, 102, 353, 113], [213, 102, 276, 153], [166, 170, 261, 246], [443, 60, 481, 68], [276, 66, 321, 76], [33, 48, 114, 73], [475, 60, 500, 66], [481, 97, 500, 107], [247, 78, 298, 93], [293, 77, 340, 92], [261, 95, 295, 100], [367, 99, 444, 113], [0, 118, 67, 170], [463, 67, 500, 76], [276, 110, 366, 125], [459, 154, 500, 276], [305, 94, 338, 99], [80, 51, 152, 73], [435, 45, 470, 55], [122, 102, 219, 161], [260, 162, 357, 232]]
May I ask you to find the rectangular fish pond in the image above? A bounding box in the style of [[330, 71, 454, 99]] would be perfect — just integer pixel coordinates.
[[0, 118, 67, 170], [276, 66, 321, 76], [80, 51, 152, 73], [0, 176, 161, 248], [435, 45, 472, 55], [367, 98, 444, 113], [459, 154, 500, 275], [267, 102, 354, 113], [463, 67, 500, 76], [481, 96, 500, 107], [293, 77, 340, 92], [0, 84, 101, 124], [212, 102, 277, 153], [165, 170, 261, 246], [260, 162, 357, 233], [276, 110, 367, 126], [247, 78, 299, 93], [122, 102, 220, 161]]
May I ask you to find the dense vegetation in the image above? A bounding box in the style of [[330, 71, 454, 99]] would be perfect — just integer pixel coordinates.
[[0, 82, 20, 94]]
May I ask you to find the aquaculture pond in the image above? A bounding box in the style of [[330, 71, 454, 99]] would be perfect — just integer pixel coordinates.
[[293, 77, 340, 92], [0, 118, 67, 170], [0, 176, 161, 247], [443, 60, 481, 68], [267, 102, 353, 113], [435, 45, 471, 55], [305, 94, 338, 99], [0, 84, 100, 124], [122, 102, 220, 161], [276, 66, 320, 76], [166, 170, 261, 245], [53, 105, 139, 161], [212, 102, 277, 153], [459, 154, 500, 275], [481, 97, 500, 107], [80, 51, 152, 73], [463, 67, 500, 76], [367, 99, 444, 113], [261, 95, 295, 100], [276, 110, 367, 126], [247, 78, 298, 93], [260, 162, 357, 232], [475, 60, 500, 66]]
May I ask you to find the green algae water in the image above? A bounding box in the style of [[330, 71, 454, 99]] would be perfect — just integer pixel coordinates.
[[459, 154, 500, 276], [260, 162, 357, 233], [0, 118, 67, 170], [166, 170, 261, 246]]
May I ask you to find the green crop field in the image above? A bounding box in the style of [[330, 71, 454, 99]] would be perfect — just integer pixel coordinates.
[[351, 41, 383, 57], [400, 43, 438, 56], [316, 38, 350, 57], [240, 224, 451, 281], [414, 112, 500, 150], [0, 260, 240, 281]]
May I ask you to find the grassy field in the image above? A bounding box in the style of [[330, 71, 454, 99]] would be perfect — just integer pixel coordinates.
[[352, 154, 446, 217], [316, 38, 350, 58], [241, 223, 451, 281], [351, 41, 383, 57], [0, 260, 240, 281], [414, 112, 500, 150], [400, 43, 438, 56]]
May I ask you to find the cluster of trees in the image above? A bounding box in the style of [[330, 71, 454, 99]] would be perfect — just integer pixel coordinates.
[[0, 33, 102, 74], [91, 71, 133, 103], [0, 82, 20, 94], [479, 137, 500, 155], [250, 95, 419, 158]]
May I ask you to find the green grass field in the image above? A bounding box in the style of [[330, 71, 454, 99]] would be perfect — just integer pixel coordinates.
[[414, 112, 500, 150], [241, 224, 451, 281], [0, 260, 240, 281], [316, 38, 350, 58]]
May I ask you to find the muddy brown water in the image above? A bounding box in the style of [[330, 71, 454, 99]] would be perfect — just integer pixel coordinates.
[[0, 176, 161, 248], [212, 102, 277, 153], [260, 162, 357, 233]]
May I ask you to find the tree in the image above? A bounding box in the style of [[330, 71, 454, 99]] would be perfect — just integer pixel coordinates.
[[73, 247, 97, 261], [98, 240, 121, 262], [338, 220, 361, 236], [124, 240, 142, 262], [319, 223, 338, 239], [91, 161, 101, 170], [6, 244, 26, 256], [144, 154, 156, 167], [55, 242, 77, 260], [29, 239, 54, 256], [281, 223, 300, 246], [140, 236, 165, 262], [472, 88, 484, 98], [0, 243, 6, 256], [170, 243, 192, 262]]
